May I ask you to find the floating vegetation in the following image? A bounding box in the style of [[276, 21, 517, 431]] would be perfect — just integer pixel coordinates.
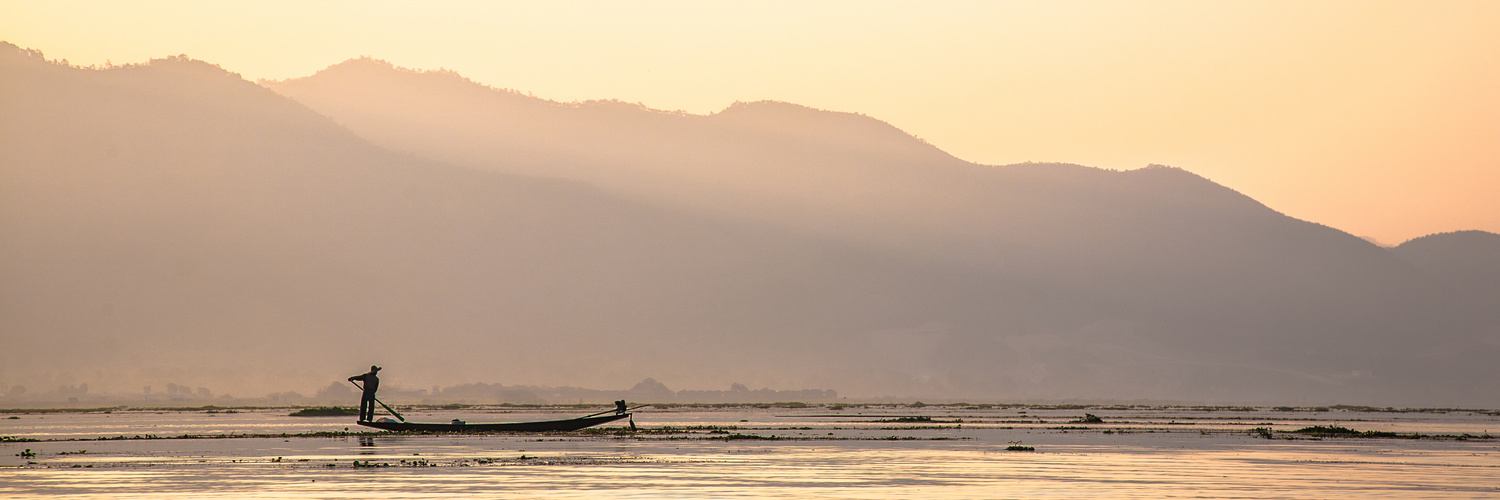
[[1005, 445, 1035, 451], [649, 402, 814, 409], [0, 406, 130, 414], [286, 402, 357, 414], [1277, 426, 1495, 440], [577, 425, 742, 436], [574, 427, 639, 436], [286, 402, 360, 414], [878, 425, 962, 430], [1072, 413, 1105, 424], [1288, 426, 1401, 438], [881, 416, 931, 423], [877, 416, 964, 424], [718, 433, 781, 441], [11, 430, 383, 443]]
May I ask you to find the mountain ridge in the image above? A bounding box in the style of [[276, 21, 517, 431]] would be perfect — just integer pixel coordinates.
[[4, 43, 1497, 405]]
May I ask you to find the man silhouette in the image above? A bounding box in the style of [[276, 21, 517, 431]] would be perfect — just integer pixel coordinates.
[[348, 365, 381, 422]]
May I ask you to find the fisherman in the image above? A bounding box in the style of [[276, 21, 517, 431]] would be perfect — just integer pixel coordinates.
[[616, 399, 628, 415], [348, 365, 381, 422]]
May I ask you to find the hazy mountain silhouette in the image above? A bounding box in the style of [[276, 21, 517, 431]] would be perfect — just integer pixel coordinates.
[[1393, 231, 1500, 291], [1392, 231, 1500, 336], [4, 44, 1496, 405], [0, 45, 928, 396], [263, 58, 977, 249], [263, 58, 1499, 404]]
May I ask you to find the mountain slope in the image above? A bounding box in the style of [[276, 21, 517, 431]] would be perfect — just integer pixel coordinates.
[[1392, 231, 1500, 338], [267, 60, 1457, 347], [2, 45, 1494, 405], [263, 59, 977, 239], [261, 58, 1495, 404], [0, 45, 967, 397]]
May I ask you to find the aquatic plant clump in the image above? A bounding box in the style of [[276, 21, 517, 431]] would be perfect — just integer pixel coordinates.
[[1071, 414, 1106, 424], [289, 407, 361, 417], [1288, 426, 1403, 438]]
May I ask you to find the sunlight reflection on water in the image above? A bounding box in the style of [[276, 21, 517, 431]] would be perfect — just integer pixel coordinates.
[[3, 407, 1498, 498]]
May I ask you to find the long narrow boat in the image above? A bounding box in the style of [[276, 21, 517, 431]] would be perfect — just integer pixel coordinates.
[[356, 412, 631, 433]]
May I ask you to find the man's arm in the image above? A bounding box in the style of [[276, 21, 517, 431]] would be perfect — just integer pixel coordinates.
[[349, 374, 366, 382]]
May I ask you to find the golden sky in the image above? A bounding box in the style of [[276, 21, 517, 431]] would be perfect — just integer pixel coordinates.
[[4, 0, 1496, 244]]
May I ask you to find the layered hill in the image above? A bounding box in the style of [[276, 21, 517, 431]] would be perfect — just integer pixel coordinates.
[[0, 45, 941, 396], [1392, 231, 1500, 334], [3, 45, 1495, 405], [264, 59, 1498, 403]]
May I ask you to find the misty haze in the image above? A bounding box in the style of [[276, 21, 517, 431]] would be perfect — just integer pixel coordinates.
[[3, 42, 1499, 409]]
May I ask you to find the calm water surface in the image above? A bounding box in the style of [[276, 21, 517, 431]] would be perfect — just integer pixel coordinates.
[[3, 406, 1498, 498]]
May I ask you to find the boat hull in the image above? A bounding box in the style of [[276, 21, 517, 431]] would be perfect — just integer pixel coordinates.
[[356, 413, 630, 432]]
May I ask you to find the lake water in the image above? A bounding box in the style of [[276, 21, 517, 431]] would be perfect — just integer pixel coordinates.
[[3, 405, 1499, 498]]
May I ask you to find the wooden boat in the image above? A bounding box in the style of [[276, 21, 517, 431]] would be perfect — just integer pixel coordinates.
[[356, 412, 631, 433]]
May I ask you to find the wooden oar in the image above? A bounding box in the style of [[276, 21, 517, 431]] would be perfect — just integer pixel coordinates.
[[351, 381, 406, 422]]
